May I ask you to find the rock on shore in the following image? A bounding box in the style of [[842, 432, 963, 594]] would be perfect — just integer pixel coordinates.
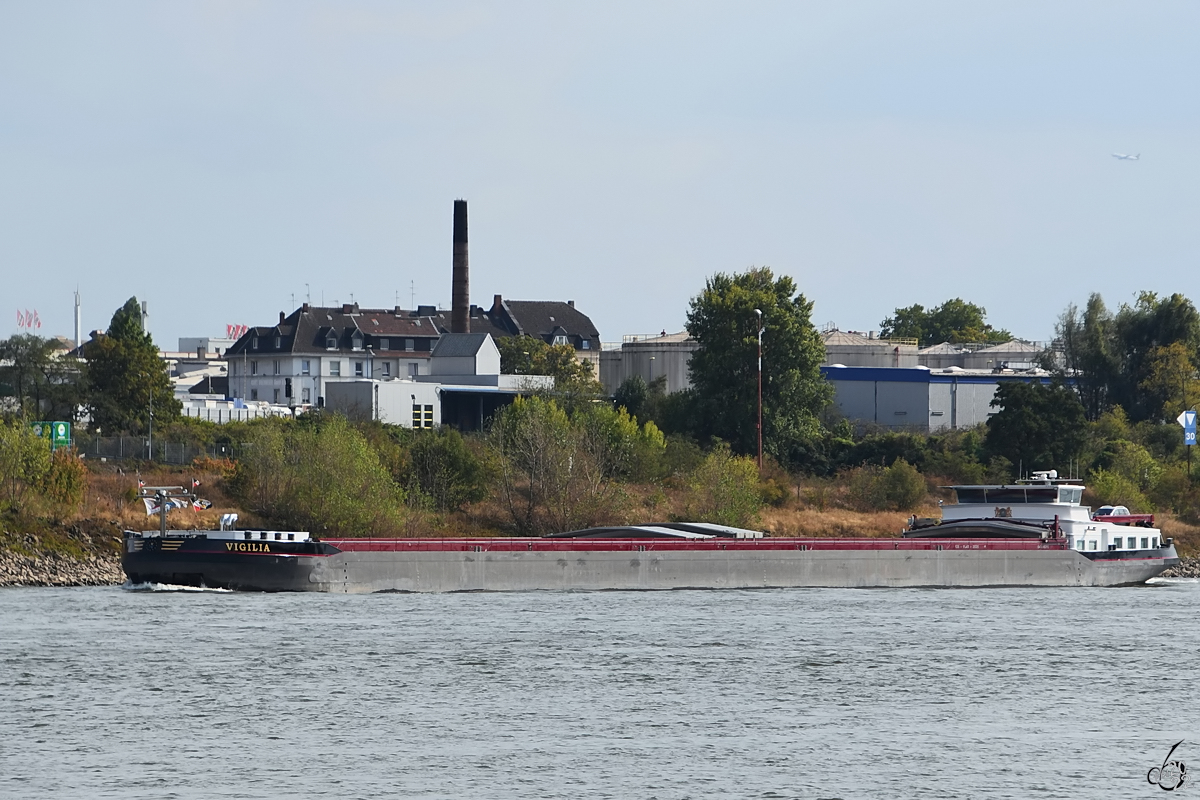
[[0, 550, 123, 587], [1159, 557, 1200, 579]]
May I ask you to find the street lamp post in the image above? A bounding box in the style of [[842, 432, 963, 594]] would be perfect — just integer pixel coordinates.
[[755, 308, 764, 470]]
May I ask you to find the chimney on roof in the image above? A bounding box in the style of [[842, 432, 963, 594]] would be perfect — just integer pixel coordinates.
[[492, 294, 503, 314], [279, 311, 285, 324], [342, 303, 354, 314], [567, 300, 574, 308], [302, 302, 310, 312], [451, 199, 470, 333]]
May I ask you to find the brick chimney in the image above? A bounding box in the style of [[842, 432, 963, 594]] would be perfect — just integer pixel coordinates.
[[451, 199, 469, 333]]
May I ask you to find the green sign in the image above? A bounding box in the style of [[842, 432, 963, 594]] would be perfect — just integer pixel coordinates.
[[31, 421, 71, 450]]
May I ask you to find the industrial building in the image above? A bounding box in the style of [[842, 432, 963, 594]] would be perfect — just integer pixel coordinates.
[[822, 364, 1055, 433], [599, 332, 698, 395]]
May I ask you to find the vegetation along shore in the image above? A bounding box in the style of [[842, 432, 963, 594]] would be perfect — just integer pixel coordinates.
[[6, 274, 1200, 586]]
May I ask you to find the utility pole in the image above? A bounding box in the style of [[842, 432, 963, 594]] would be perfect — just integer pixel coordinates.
[[755, 308, 764, 470]]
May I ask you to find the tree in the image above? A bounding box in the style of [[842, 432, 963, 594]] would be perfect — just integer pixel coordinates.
[[0, 334, 85, 421], [685, 267, 832, 467], [1110, 292, 1200, 421], [1054, 294, 1117, 420], [983, 380, 1087, 473], [880, 298, 1012, 346], [496, 334, 603, 409], [1053, 291, 1200, 422], [1139, 341, 1197, 423], [83, 297, 180, 434]]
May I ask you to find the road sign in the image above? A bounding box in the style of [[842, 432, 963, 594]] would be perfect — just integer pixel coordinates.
[[31, 421, 71, 450], [1178, 409, 1197, 446]]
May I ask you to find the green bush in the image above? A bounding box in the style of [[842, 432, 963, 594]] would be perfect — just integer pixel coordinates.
[[683, 443, 763, 527], [845, 458, 926, 511], [1088, 467, 1151, 513], [408, 427, 491, 512], [230, 415, 407, 536], [41, 447, 87, 510]]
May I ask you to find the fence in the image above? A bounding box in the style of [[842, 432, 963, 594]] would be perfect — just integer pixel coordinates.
[[78, 436, 244, 465]]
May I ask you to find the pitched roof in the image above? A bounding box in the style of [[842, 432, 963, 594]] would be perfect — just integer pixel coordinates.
[[431, 333, 491, 358], [976, 339, 1042, 354], [918, 341, 965, 354], [225, 305, 444, 357], [503, 300, 600, 339]]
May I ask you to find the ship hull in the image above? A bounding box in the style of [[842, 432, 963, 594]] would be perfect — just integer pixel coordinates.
[[123, 537, 1177, 592], [309, 546, 1176, 593]]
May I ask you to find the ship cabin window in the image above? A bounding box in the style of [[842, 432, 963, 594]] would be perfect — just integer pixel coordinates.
[[1089, 540, 1097, 550], [1141, 537, 1149, 549], [260, 531, 268, 540], [244, 532, 252, 540], [1075, 539, 1086, 551], [1126, 537, 1136, 549], [953, 487, 1069, 505], [275, 533, 281, 540], [1154, 537, 1161, 548], [288, 533, 294, 541]]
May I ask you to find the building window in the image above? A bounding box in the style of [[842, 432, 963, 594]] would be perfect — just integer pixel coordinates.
[[355, 361, 364, 377], [251, 336, 258, 350], [302, 387, 311, 403], [330, 361, 341, 377], [409, 363, 419, 377], [351, 333, 363, 351], [274, 335, 281, 349], [581, 339, 590, 350], [273, 360, 280, 375], [553, 335, 568, 346], [250, 361, 258, 375], [326, 334, 337, 349], [380, 338, 389, 350], [251, 389, 259, 400], [405, 339, 415, 351], [382, 362, 391, 377], [301, 360, 310, 375], [412, 404, 434, 429], [273, 388, 280, 403]]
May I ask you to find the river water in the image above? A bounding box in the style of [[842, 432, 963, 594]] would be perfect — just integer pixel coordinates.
[[3, 582, 1199, 799]]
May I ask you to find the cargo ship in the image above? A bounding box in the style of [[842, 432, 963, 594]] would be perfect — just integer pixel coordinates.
[[123, 474, 1177, 592]]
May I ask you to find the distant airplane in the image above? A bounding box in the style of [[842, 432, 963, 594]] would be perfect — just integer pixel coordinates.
[[1112, 153, 1140, 160]]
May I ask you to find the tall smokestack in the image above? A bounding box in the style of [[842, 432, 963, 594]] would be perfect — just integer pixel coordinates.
[[451, 199, 469, 333]]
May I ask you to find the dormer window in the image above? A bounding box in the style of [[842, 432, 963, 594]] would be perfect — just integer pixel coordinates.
[[326, 334, 338, 349], [273, 335, 281, 349], [581, 339, 591, 350], [351, 332, 363, 351], [379, 338, 389, 350], [405, 339, 415, 351], [251, 336, 259, 350], [553, 335, 568, 346]]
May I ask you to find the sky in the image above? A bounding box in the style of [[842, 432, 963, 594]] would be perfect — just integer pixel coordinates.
[[2, 1, 1198, 348]]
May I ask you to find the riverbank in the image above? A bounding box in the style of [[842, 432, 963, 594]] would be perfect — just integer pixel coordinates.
[[1159, 557, 1200, 578], [0, 549, 122, 587]]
